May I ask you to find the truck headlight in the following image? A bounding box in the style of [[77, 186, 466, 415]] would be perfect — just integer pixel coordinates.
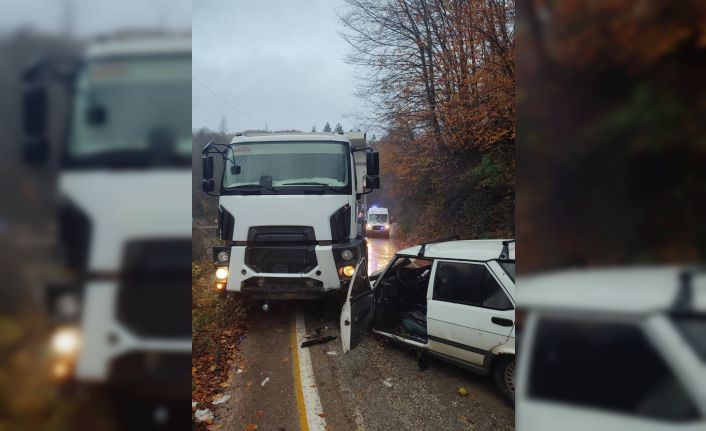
[[366, 223, 372, 229], [342, 265, 355, 277], [215, 267, 229, 280], [216, 251, 230, 263], [384, 223, 389, 229], [51, 327, 81, 356], [341, 249, 354, 261]]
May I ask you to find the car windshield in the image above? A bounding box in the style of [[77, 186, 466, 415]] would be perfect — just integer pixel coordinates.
[[223, 141, 350, 193], [66, 55, 191, 168], [368, 214, 387, 223]]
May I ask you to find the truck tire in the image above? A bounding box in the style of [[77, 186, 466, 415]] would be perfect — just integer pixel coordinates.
[[493, 355, 515, 407]]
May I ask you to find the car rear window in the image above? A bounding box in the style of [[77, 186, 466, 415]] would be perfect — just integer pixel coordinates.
[[529, 317, 699, 421]]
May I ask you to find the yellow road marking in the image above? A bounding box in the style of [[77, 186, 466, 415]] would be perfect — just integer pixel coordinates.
[[291, 311, 309, 431]]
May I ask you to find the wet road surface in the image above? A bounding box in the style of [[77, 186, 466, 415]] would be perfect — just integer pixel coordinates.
[[212, 233, 515, 430]]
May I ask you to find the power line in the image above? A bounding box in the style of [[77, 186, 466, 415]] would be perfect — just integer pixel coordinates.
[[192, 76, 257, 126]]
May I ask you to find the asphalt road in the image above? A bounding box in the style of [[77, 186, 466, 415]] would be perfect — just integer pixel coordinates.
[[213, 234, 515, 431]]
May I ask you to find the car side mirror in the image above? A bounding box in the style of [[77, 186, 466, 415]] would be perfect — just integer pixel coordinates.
[[365, 175, 380, 190], [366, 151, 379, 176], [21, 82, 49, 166]]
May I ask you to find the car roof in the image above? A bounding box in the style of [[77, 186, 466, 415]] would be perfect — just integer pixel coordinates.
[[519, 267, 706, 314], [397, 239, 514, 261], [231, 133, 350, 144]]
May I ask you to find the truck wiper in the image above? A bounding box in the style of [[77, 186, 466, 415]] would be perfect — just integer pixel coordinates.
[[229, 184, 277, 193], [280, 182, 339, 192]]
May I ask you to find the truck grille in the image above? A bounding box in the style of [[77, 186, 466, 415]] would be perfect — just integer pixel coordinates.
[[116, 239, 191, 338], [245, 226, 318, 273]]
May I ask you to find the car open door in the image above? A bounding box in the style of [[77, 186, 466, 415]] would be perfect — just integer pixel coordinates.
[[341, 258, 374, 353]]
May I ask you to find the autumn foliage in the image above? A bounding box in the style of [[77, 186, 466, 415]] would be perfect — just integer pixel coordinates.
[[340, 0, 515, 241], [517, 1, 706, 271]]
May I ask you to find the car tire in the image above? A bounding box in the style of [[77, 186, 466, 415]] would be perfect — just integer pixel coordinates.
[[493, 355, 515, 407]]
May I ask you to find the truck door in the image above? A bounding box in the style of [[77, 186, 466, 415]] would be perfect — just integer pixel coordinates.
[[341, 258, 374, 353], [426, 260, 515, 366]]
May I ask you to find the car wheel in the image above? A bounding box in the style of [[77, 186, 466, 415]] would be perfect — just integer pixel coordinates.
[[493, 355, 515, 407]]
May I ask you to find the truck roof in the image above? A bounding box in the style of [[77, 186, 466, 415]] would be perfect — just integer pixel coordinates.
[[230, 132, 367, 148], [368, 207, 388, 214], [398, 239, 514, 262], [519, 267, 706, 314], [86, 33, 191, 60]]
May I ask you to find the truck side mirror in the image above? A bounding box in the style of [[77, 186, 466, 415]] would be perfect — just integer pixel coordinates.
[[21, 82, 49, 166], [202, 179, 215, 193], [203, 155, 214, 179], [365, 175, 380, 190], [367, 152, 379, 176], [202, 155, 215, 192]]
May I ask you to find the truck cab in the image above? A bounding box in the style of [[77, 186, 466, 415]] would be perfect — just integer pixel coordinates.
[[21, 34, 192, 398], [202, 132, 380, 300], [366, 206, 390, 238]]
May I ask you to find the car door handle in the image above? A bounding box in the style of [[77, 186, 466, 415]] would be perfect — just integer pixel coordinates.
[[491, 317, 513, 327]]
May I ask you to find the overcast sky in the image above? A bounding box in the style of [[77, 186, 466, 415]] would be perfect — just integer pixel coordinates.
[[193, 0, 366, 133], [0, 0, 191, 36]]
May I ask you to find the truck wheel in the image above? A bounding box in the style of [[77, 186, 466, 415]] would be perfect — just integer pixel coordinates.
[[493, 355, 515, 407]]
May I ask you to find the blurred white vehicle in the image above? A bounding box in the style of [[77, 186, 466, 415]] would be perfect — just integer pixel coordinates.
[[366, 206, 390, 238], [341, 239, 516, 404], [22, 33, 191, 399], [517, 267, 706, 430]]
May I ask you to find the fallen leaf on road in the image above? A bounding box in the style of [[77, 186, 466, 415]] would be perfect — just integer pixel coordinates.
[[255, 410, 264, 418], [194, 408, 214, 423], [246, 381, 253, 387], [260, 377, 270, 386], [213, 394, 230, 405], [457, 387, 468, 396], [245, 423, 258, 430], [209, 365, 217, 372], [318, 413, 327, 418]]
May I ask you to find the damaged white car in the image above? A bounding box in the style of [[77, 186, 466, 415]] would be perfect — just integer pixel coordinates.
[[340, 239, 516, 405]]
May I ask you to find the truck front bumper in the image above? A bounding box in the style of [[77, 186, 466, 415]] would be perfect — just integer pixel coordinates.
[[223, 238, 366, 299]]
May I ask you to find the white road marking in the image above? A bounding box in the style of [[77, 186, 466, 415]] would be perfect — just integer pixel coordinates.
[[295, 308, 327, 431]]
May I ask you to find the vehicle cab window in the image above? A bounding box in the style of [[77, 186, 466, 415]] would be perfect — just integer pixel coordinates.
[[432, 261, 513, 311]]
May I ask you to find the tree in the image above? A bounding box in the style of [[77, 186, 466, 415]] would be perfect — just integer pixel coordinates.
[[323, 122, 332, 132], [338, 0, 516, 241], [334, 123, 344, 134], [311, 125, 317, 132], [218, 116, 228, 135]]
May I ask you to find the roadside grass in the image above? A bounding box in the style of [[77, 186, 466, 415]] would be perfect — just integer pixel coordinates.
[[192, 260, 248, 419]]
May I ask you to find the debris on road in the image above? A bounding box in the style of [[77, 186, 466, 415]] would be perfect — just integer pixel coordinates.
[[300, 335, 337, 347], [213, 394, 230, 405], [260, 377, 270, 387], [192, 401, 198, 410], [383, 378, 393, 388], [236, 368, 244, 374], [194, 408, 215, 423], [326, 350, 338, 355], [457, 386, 469, 396]]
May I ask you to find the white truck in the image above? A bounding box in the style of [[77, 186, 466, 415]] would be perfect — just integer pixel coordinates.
[[366, 206, 390, 238], [201, 132, 380, 301], [21, 34, 192, 403]]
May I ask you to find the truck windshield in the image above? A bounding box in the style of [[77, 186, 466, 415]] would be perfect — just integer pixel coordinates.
[[65, 55, 191, 168], [223, 141, 350, 194], [368, 214, 387, 223]]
